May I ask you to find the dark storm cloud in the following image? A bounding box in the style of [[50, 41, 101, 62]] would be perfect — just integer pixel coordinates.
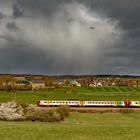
[[83, 0, 140, 30], [0, 0, 140, 74], [12, 4, 23, 18], [0, 12, 4, 21], [6, 22, 18, 31]]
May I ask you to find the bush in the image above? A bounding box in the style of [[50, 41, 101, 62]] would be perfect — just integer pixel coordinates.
[[56, 106, 70, 121], [0, 101, 25, 121], [70, 89, 78, 94], [16, 101, 29, 113], [25, 107, 61, 122], [14, 85, 32, 91], [0, 102, 70, 122]]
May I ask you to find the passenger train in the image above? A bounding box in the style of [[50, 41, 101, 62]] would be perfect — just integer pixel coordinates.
[[37, 100, 140, 107]]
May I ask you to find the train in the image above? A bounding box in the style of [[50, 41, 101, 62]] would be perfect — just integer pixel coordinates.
[[37, 100, 140, 107]]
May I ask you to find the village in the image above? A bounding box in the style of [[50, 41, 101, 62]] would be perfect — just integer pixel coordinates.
[[0, 74, 139, 91]]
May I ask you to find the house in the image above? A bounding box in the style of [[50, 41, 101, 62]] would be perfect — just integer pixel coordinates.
[[89, 84, 96, 87], [31, 80, 45, 90], [97, 82, 103, 87], [14, 76, 26, 81], [111, 82, 116, 86], [14, 80, 29, 86], [71, 80, 81, 87]]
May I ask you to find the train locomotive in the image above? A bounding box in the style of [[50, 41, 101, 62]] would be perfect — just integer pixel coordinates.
[[37, 100, 140, 107]]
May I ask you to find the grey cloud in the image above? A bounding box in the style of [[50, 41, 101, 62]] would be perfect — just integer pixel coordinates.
[[0, 0, 139, 75], [6, 22, 18, 31], [12, 4, 23, 18], [0, 12, 4, 20]]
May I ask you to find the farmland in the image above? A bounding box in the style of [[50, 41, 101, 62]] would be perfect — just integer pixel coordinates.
[[0, 86, 140, 104], [1, 112, 140, 140], [1, 86, 140, 140]]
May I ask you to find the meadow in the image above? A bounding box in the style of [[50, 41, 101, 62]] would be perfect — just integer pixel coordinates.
[[0, 86, 140, 104], [1, 112, 140, 140]]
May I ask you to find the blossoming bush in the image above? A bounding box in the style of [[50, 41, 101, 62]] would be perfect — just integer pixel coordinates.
[[0, 101, 25, 121], [0, 101, 70, 122]]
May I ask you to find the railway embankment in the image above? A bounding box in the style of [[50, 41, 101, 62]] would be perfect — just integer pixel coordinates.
[[35, 105, 140, 113]]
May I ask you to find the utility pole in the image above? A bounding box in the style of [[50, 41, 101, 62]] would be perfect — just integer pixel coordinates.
[[126, 93, 128, 111]]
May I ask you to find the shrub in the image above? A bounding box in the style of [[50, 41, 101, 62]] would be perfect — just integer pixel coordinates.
[[56, 106, 70, 121], [25, 107, 61, 122], [0, 101, 25, 121], [70, 89, 78, 94], [14, 85, 32, 91], [16, 101, 29, 113]]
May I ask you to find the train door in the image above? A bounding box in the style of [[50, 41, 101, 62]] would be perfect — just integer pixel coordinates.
[[127, 101, 131, 107], [117, 101, 124, 107], [80, 101, 85, 106]]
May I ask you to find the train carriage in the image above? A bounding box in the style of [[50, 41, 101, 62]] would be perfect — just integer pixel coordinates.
[[37, 100, 140, 107], [37, 100, 81, 107], [116, 101, 126, 107], [129, 101, 140, 107], [83, 101, 117, 107]]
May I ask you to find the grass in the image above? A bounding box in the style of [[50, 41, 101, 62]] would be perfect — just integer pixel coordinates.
[[0, 86, 140, 104], [1, 112, 140, 140]]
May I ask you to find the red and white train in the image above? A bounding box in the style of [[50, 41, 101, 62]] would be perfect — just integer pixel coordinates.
[[37, 100, 140, 107]]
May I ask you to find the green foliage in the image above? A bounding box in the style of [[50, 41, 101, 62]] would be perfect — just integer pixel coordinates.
[[14, 85, 32, 91], [70, 89, 78, 94], [5, 85, 13, 91], [45, 77, 54, 87], [25, 108, 61, 122], [16, 101, 29, 113], [56, 106, 70, 121]]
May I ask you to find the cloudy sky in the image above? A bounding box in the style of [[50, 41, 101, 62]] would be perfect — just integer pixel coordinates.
[[0, 0, 140, 75]]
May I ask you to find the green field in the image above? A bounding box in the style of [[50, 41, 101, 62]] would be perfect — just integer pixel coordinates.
[[0, 86, 140, 104], [1, 112, 140, 140]]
